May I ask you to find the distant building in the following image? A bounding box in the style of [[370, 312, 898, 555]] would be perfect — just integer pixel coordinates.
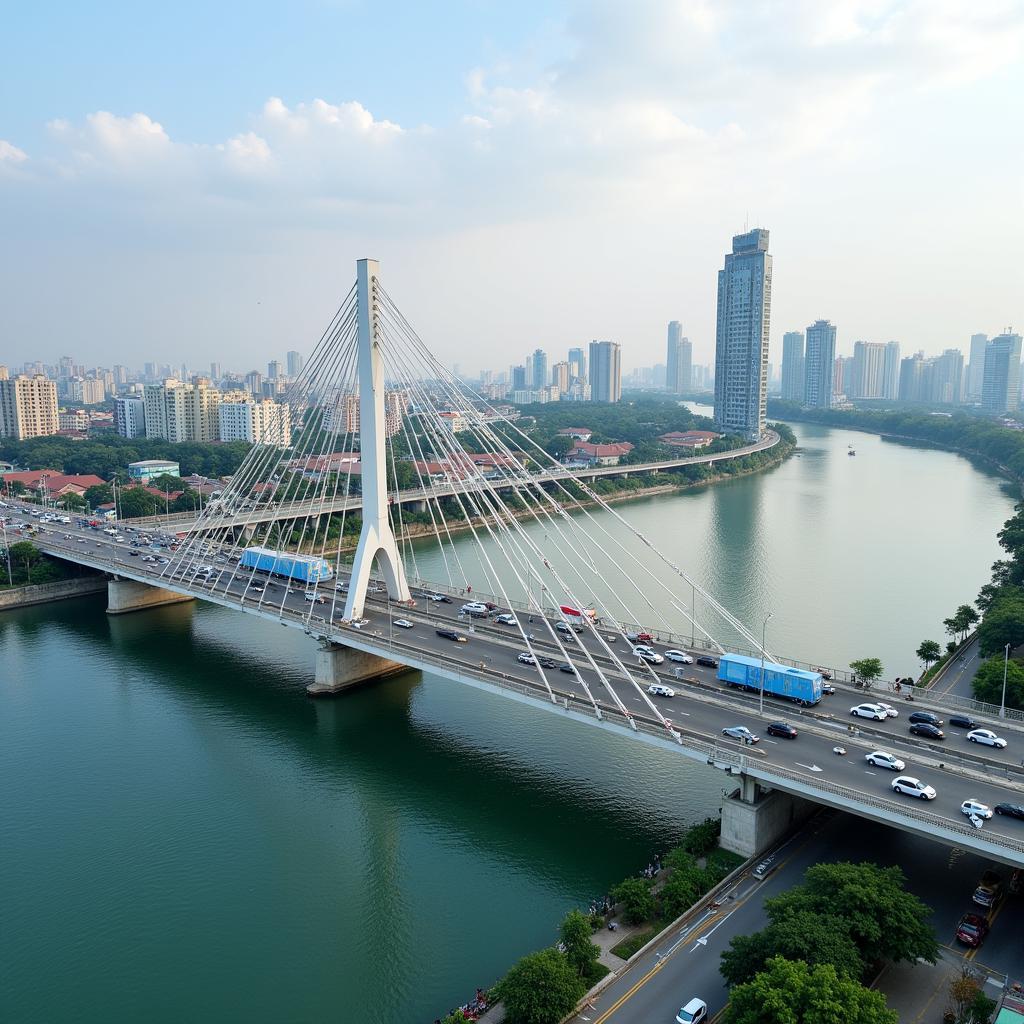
[[567, 347, 586, 381], [850, 341, 888, 399], [209, 362, 222, 381], [530, 349, 548, 392], [218, 396, 292, 444], [882, 341, 900, 400], [143, 379, 220, 442], [114, 397, 146, 438], [511, 365, 528, 391], [58, 409, 89, 432], [267, 360, 283, 380], [967, 334, 989, 401], [557, 427, 593, 440], [803, 320, 836, 408], [565, 441, 634, 466], [438, 411, 470, 433], [713, 228, 772, 439], [67, 377, 106, 405], [551, 361, 570, 394], [128, 459, 180, 484], [982, 333, 1023, 415], [244, 371, 263, 396], [1, 469, 106, 497], [930, 349, 964, 404], [588, 340, 622, 403], [658, 430, 721, 450], [898, 352, 927, 403], [666, 321, 692, 394], [286, 351, 304, 377], [0, 374, 59, 440], [780, 331, 805, 402]]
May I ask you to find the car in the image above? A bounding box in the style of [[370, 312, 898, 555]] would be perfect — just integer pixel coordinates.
[[875, 702, 899, 718], [559, 663, 578, 674], [249, 584, 264, 593], [766, 722, 798, 739], [436, 629, 468, 642], [633, 647, 665, 664], [967, 728, 1007, 748], [517, 652, 536, 664], [676, 999, 708, 1024], [555, 620, 583, 634], [304, 593, 325, 603], [695, 655, 719, 668], [722, 725, 759, 745], [850, 703, 888, 721], [334, 582, 349, 592], [949, 714, 978, 729], [909, 722, 945, 740], [538, 657, 558, 670], [461, 602, 489, 614], [394, 619, 414, 629], [961, 799, 993, 820], [648, 683, 675, 698], [955, 912, 990, 948], [425, 593, 452, 603], [891, 776, 936, 799], [973, 870, 1002, 908], [994, 803, 1024, 819], [821, 683, 836, 695], [494, 613, 517, 626], [908, 710, 943, 727], [626, 630, 654, 643], [128, 550, 140, 556], [664, 650, 694, 664], [865, 751, 905, 771]]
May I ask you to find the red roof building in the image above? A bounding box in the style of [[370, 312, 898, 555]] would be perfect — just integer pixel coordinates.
[[1, 469, 107, 495], [658, 430, 722, 450], [565, 441, 634, 466]]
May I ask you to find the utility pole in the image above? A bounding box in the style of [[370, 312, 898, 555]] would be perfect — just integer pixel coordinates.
[[759, 611, 773, 715], [1001, 642, 1011, 719]]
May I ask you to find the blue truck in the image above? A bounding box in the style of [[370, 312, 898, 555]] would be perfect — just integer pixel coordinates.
[[717, 653, 823, 706], [239, 547, 334, 583]]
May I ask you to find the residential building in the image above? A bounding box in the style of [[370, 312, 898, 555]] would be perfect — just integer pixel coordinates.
[[0, 374, 60, 439], [209, 362, 222, 381], [565, 440, 634, 466], [588, 340, 622, 403], [511, 365, 528, 391], [267, 360, 283, 380], [564, 379, 591, 401], [286, 351, 304, 377], [567, 347, 586, 381], [1, 469, 106, 498], [68, 377, 105, 405], [898, 352, 927, 403], [780, 331, 805, 402], [930, 349, 964, 404], [967, 334, 989, 401], [438, 411, 470, 432], [713, 228, 772, 439], [557, 427, 593, 441], [128, 459, 181, 484], [882, 341, 900, 400], [982, 333, 1023, 415], [531, 349, 548, 392], [803, 320, 836, 408], [551, 361, 570, 394], [58, 409, 89, 432], [658, 430, 721, 450], [143, 379, 221, 442], [666, 321, 692, 394], [114, 397, 146, 438], [244, 371, 263, 396], [850, 341, 887, 399], [219, 396, 292, 445]]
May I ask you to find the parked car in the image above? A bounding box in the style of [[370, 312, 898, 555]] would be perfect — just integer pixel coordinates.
[[696, 656, 719, 669], [973, 870, 1002, 908], [909, 722, 945, 740], [908, 710, 943, 727], [664, 650, 694, 664], [850, 703, 888, 721], [722, 725, 759, 745], [955, 912, 990, 948], [891, 776, 936, 800], [815, 667, 833, 680], [647, 683, 675, 698], [865, 751, 905, 771], [461, 601, 489, 615], [676, 999, 708, 1024], [961, 799, 993, 820], [436, 629, 468, 643], [967, 728, 1007, 748], [426, 593, 453, 603], [949, 714, 978, 729], [394, 619, 414, 629], [766, 722, 798, 739], [994, 803, 1024, 820]]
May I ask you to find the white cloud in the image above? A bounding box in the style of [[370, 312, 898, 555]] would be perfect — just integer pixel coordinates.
[[0, 140, 28, 163]]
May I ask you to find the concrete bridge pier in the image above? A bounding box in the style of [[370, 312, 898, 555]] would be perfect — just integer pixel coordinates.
[[306, 641, 408, 697], [404, 499, 428, 514], [106, 577, 195, 615], [718, 775, 816, 858]]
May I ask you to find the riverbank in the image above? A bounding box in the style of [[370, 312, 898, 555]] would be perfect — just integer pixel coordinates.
[[0, 574, 106, 611]]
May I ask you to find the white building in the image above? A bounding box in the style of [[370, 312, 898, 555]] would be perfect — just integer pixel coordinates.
[[69, 377, 106, 405], [143, 379, 221, 442], [218, 396, 292, 444], [114, 397, 146, 438], [0, 374, 59, 439]]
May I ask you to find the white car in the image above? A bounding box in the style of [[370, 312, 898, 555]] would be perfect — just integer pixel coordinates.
[[647, 683, 676, 698], [461, 601, 489, 614], [665, 650, 694, 664], [394, 618, 414, 629], [676, 998, 708, 1024], [494, 613, 517, 626], [961, 799, 993, 819], [517, 652, 537, 665], [634, 647, 664, 664], [850, 703, 888, 721], [865, 751, 905, 771], [891, 775, 936, 800], [722, 725, 759, 744], [304, 593, 325, 603], [876, 702, 899, 719], [334, 582, 348, 592], [967, 729, 1007, 748]]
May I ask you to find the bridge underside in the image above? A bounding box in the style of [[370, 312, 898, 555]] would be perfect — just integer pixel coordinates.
[[106, 577, 195, 615], [307, 641, 411, 697], [719, 780, 817, 858]]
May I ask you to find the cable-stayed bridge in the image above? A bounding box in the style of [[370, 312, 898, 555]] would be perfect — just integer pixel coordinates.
[[17, 259, 1024, 866]]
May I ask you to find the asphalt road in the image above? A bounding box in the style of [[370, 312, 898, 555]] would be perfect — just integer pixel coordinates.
[[575, 809, 1024, 1024], [8, 500, 1024, 853], [932, 636, 985, 700]]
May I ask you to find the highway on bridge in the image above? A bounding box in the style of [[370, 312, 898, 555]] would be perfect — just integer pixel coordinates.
[[8, 499, 1024, 866]]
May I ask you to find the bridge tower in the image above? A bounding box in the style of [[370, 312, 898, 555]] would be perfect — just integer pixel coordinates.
[[343, 259, 412, 620]]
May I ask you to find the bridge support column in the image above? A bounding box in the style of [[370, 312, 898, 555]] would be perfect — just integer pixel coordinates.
[[404, 499, 428, 514], [106, 577, 195, 615], [306, 642, 407, 697], [719, 781, 816, 859]]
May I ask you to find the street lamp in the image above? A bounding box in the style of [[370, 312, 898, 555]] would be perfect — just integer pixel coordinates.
[[1001, 642, 1011, 719], [759, 611, 773, 715]]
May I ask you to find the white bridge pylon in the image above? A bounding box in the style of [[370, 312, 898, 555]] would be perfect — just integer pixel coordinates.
[[344, 258, 412, 620]]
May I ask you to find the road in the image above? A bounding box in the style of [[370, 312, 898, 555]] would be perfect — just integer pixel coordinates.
[[932, 636, 985, 701], [574, 808, 1024, 1024], [6, 497, 1024, 861]]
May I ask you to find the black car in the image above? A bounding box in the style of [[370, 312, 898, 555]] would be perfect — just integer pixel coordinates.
[[436, 629, 468, 643], [766, 722, 798, 739], [949, 714, 978, 729], [994, 803, 1024, 820], [696, 656, 719, 668], [909, 722, 945, 740], [908, 710, 943, 727], [538, 657, 558, 669], [559, 662, 578, 674]]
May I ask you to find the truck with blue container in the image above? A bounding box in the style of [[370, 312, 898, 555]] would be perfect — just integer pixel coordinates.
[[717, 653, 823, 706], [239, 546, 334, 583]]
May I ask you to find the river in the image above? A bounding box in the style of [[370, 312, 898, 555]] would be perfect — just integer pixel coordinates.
[[0, 417, 1015, 1023]]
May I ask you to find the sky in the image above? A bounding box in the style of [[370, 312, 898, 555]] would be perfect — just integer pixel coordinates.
[[1, 0, 1022, 375]]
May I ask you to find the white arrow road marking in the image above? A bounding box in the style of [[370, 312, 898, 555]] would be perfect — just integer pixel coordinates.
[[794, 762, 823, 773], [689, 911, 734, 952]]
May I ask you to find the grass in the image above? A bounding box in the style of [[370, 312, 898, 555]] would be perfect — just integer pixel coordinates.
[[584, 962, 610, 986], [611, 921, 667, 960], [706, 847, 745, 874]]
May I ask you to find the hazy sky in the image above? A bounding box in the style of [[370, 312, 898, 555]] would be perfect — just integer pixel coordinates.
[[2, 0, 1022, 375]]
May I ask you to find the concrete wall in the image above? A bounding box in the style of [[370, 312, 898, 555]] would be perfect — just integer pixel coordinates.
[[106, 578, 195, 615], [719, 784, 817, 859], [307, 642, 410, 696], [0, 575, 107, 611]]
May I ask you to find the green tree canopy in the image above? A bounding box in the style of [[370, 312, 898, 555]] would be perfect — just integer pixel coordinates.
[[916, 640, 942, 670], [971, 652, 1024, 710], [8, 541, 41, 577], [117, 487, 160, 518], [559, 910, 600, 980], [84, 483, 113, 508], [723, 957, 897, 1024], [977, 587, 1024, 657], [495, 947, 585, 1024], [610, 876, 655, 925], [849, 658, 884, 683]]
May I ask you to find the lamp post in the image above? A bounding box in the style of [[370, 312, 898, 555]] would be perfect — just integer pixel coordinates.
[[759, 611, 773, 716], [1, 518, 13, 587], [1001, 642, 1011, 719]]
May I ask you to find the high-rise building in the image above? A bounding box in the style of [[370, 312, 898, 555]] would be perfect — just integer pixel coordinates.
[[218, 396, 292, 445], [567, 347, 586, 381], [113, 364, 128, 386], [551, 361, 570, 394], [511, 365, 527, 391], [803, 320, 836, 408], [780, 331, 805, 402], [69, 377, 105, 405], [713, 228, 772, 439], [209, 362, 222, 382], [244, 371, 263, 396], [898, 352, 926, 403], [144, 362, 158, 382], [143, 379, 221, 442], [588, 341, 622, 403], [967, 334, 989, 401], [0, 366, 8, 381], [114, 397, 146, 438], [267, 360, 283, 380], [930, 349, 964, 404], [0, 374, 59, 439], [666, 321, 692, 393], [982, 333, 1023, 415], [531, 349, 548, 392], [882, 341, 900, 400], [287, 350, 304, 378], [850, 341, 888, 399]]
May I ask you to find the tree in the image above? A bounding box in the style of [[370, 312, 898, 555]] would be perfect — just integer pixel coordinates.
[[559, 910, 600, 980], [916, 640, 942, 672], [58, 491, 87, 510], [84, 483, 113, 508], [977, 588, 1024, 656], [719, 911, 864, 987], [849, 658, 883, 685], [610, 877, 655, 925], [723, 957, 897, 1024], [8, 541, 41, 581], [947, 965, 997, 1024], [944, 604, 980, 645], [495, 948, 585, 1024], [117, 486, 159, 518], [971, 653, 1024, 710]]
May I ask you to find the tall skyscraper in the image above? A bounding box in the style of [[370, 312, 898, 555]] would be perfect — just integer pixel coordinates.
[[0, 374, 59, 439], [930, 349, 964, 404], [882, 341, 900, 400], [899, 352, 926, 403], [780, 331, 805, 402], [982, 333, 1023, 414], [665, 321, 692, 393], [209, 362, 222, 381], [967, 333, 989, 400], [588, 341, 622, 403], [551, 361, 570, 394], [803, 320, 836, 408], [531, 349, 548, 392], [267, 360, 283, 380], [143, 379, 221, 442], [713, 228, 772, 439], [511, 365, 527, 391], [850, 341, 887, 399], [286, 350, 304, 378], [567, 347, 586, 381]]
